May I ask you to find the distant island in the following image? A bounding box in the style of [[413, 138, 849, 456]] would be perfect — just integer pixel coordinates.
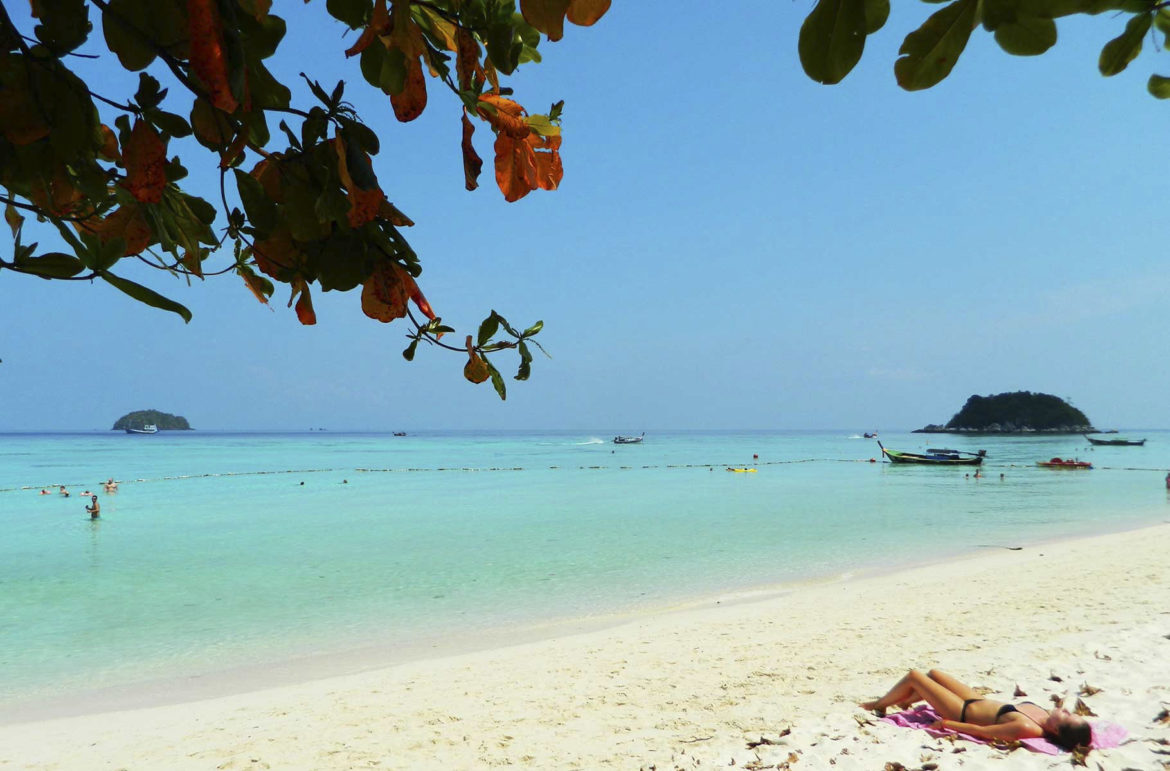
[[914, 391, 1094, 434], [112, 410, 193, 431]]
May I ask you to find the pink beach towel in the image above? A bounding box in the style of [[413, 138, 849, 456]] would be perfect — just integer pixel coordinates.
[[878, 704, 1128, 755]]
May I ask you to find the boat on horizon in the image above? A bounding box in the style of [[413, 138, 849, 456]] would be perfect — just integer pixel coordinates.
[[1084, 434, 1145, 446], [878, 441, 985, 466], [613, 432, 645, 444], [125, 424, 158, 434], [1037, 457, 1092, 469]]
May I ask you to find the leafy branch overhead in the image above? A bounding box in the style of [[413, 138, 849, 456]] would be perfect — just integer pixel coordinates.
[[0, 0, 610, 399], [799, 0, 1170, 96]]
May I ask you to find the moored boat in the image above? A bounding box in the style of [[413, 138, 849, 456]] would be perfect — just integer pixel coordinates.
[[878, 441, 985, 466], [1036, 457, 1092, 469], [125, 424, 158, 434], [1084, 434, 1145, 446], [613, 432, 644, 444]]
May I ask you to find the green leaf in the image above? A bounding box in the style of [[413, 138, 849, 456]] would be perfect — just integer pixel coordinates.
[[478, 313, 500, 346], [148, 109, 192, 138], [15, 252, 85, 278], [799, 0, 868, 85], [233, 169, 278, 234], [1099, 13, 1152, 76], [33, 0, 91, 54], [339, 117, 380, 154], [134, 72, 167, 109], [485, 356, 507, 400], [239, 13, 286, 59], [484, 16, 523, 75], [515, 341, 532, 381], [360, 40, 386, 88], [994, 16, 1057, 55], [894, 0, 980, 91], [864, 0, 890, 35], [403, 336, 420, 361], [247, 60, 292, 110], [101, 272, 192, 323], [1148, 74, 1170, 98], [102, 0, 157, 70], [521, 320, 543, 337], [327, 0, 372, 28], [379, 47, 408, 95]]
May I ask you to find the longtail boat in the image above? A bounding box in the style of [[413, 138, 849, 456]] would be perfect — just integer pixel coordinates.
[[1084, 434, 1145, 446], [877, 441, 985, 466], [1036, 457, 1092, 469]]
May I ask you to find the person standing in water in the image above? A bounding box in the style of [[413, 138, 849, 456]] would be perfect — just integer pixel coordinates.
[[85, 495, 100, 519]]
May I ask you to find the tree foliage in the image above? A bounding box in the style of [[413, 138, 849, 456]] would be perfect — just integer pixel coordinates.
[[112, 408, 192, 430], [945, 391, 1091, 431], [798, 0, 1170, 96], [0, 0, 610, 399]]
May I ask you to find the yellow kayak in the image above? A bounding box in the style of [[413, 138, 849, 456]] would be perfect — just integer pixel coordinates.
[[726, 467, 757, 473]]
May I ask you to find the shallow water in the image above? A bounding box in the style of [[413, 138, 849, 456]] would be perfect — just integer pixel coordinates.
[[1, 429, 1166, 711]]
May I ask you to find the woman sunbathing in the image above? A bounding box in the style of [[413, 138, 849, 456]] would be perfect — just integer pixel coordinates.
[[861, 668, 1092, 751]]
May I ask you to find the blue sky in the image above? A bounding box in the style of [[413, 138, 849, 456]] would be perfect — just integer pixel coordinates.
[[4, 3, 1168, 431]]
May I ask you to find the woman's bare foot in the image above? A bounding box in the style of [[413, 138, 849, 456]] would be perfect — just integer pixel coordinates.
[[859, 700, 886, 716]]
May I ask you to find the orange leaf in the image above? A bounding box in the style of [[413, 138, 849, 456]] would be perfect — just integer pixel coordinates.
[[377, 199, 414, 227], [455, 28, 482, 91], [240, 269, 271, 305], [250, 156, 284, 202], [361, 261, 411, 322], [219, 131, 248, 169], [494, 133, 538, 202], [292, 280, 316, 325], [348, 188, 386, 228], [528, 132, 563, 191], [520, 0, 571, 41], [29, 164, 83, 215], [121, 119, 167, 204], [344, 0, 389, 57], [476, 94, 530, 138], [180, 249, 204, 277], [407, 274, 436, 321], [391, 54, 428, 122], [77, 204, 153, 255], [567, 0, 610, 25], [188, 0, 239, 113], [334, 135, 387, 227], [461, 111, 482, 191], [252, 226, 302, 279], [96, 124, 120, 161], [464, 335, 490, 383]]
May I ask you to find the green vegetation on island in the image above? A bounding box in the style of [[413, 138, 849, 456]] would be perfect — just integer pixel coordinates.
[[915, 391, 1093, 434], [112, 410, 192, 431]]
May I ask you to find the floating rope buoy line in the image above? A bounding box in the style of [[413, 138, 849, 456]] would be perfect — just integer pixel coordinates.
[[4, 458, 1165, 494]]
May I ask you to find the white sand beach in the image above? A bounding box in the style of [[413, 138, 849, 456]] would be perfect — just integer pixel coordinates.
[[2, 524, 1168, 770]]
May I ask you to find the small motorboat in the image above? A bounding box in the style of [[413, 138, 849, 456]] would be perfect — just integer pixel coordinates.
[[613, 432, 644, 444], [125, 424, 158, 434], [863, 432, 877, 438], [878, 441, 985, 466], [1036, 457, 1092, 469]]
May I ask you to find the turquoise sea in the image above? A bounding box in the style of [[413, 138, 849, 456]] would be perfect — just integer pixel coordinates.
[[2, 430, 1168, 719]]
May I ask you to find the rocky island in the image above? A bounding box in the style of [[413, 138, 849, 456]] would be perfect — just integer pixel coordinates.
[[112, 410, 193, 431], [914, 391, 1094, 434]]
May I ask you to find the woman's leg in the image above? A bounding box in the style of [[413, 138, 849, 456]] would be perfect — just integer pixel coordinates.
[[926, 670, 980, 701], [860, 670, 918, 712], [861, 669, 967, 720]]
